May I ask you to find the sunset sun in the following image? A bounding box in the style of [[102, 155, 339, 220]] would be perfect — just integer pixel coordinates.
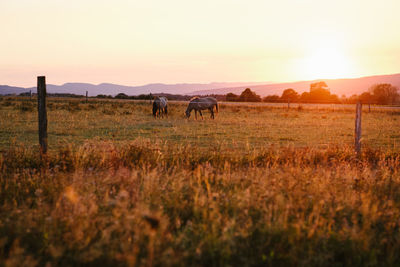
[[300, 41, 354, 80]]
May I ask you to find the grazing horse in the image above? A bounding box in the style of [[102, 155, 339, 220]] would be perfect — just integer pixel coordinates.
[[185, 97, 218, 119], [152, 96, 168, 118]]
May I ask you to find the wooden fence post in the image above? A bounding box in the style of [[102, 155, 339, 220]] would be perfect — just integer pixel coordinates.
[[37, 76, 48, 155], [354, 101, 362, 154], [288, 99, 290, 110], [86, 91, 88, 103], [30, 90, 32, 100]]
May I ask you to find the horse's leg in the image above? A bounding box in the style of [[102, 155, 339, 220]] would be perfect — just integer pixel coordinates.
[[195, 110, 197, 120], [164, 106, 168, 117], [199, 110, 203, 120], [210, 108, 214, 119]]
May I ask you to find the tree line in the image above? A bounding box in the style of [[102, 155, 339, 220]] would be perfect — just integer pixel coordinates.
[[226, 82, 400, 105], [16, 82, 399, 105]]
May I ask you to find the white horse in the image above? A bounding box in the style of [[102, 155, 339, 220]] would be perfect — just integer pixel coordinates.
[[152, 96, 168, 118], [185, 97, 218, 119]]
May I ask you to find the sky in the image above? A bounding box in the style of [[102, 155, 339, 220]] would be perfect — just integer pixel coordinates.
[[1, 0, 400, 87]]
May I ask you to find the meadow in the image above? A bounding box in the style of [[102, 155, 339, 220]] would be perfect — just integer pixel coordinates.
[[1, 96, 400, 266]]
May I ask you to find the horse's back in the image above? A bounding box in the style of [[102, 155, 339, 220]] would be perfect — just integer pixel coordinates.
[[159, 97, 167, 108], [198, 97, 217, 106], [154, 97, 167, 107], [189, 97, 217, 110], [204, 97, 217, 104], [160, 97, 168, 104]]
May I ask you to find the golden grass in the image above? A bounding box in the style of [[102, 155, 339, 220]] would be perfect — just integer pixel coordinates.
[[0, 97, 400, 266]]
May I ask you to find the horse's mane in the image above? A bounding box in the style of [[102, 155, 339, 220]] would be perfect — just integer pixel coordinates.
[[190, 96, 199, 101]]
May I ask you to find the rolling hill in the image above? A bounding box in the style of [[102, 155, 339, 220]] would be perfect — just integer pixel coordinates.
[[190, 73, 400, 97], [1, 73, 400, 97], [0, 82, 267, 96]]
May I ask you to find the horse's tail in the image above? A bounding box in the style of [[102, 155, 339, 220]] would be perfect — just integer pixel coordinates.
[[215, 102, 219, 113]]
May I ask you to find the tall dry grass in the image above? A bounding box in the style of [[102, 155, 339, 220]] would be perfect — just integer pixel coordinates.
[[1, 140, 399, 266]]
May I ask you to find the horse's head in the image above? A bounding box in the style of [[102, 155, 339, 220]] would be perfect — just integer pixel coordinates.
[[185, 106, 192, 118]]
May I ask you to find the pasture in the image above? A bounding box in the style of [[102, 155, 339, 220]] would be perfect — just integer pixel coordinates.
[[1, 97, 399, 151], [1, 96, 400, 266]]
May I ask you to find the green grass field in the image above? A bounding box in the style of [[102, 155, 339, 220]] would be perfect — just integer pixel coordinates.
[[1, 97, 400, 266]]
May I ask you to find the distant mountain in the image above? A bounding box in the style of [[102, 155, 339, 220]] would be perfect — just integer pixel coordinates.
[[1, 73, 400, 97], [0, 85, 31, 95], [0, 82, 267, 96], [190, 73, 400, 97]]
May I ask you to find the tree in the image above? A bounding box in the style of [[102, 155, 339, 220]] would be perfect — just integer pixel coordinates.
[[115, 93, 129, 99], [329, 94, 340, 104], [369, 83, 399, 105], [226, 92, 239, 102], [239, 88, 261, 102], [347, 94, 359, 104], [308, 81, 332, 103], [133, 93, 154, 100], [310, 81, 329, 92], [299, 92, 310, 103], [359, 92, 373, 104], [263, 95, 280, 103], [97, 94, 112, 99], [280, 88, 299, 102]]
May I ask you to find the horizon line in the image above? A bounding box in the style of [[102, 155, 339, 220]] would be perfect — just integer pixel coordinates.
[[1, 72, 400, 89]]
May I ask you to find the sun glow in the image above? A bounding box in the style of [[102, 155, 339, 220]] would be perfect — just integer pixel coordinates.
[[300, 40, 355, 80]]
